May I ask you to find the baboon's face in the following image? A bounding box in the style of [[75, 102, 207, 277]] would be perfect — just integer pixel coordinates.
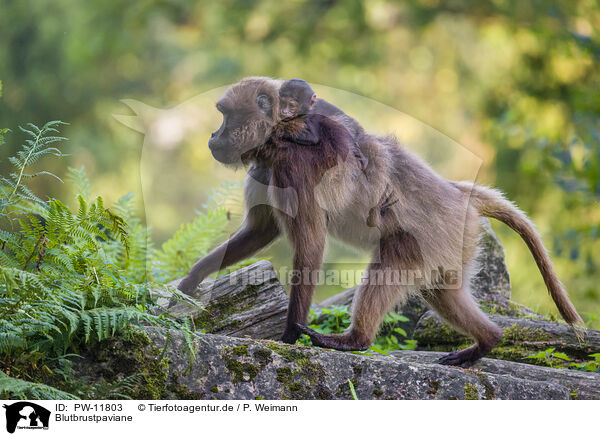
[[208, 78, 280, 164]]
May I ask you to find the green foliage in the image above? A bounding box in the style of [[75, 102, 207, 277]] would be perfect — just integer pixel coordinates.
[[569, 353, 600, 373], [0, 122, 204, 399], [372, 311, 417, 352], [347, 379, 358, 400], [299, 305, 417, 354], [66, 166, 91, 202], [0, 370, 79, 400], [525, 348, 570, 368], [525, 347, 600, 372], [304, 305, 351, 335], [152, 207, 229, 283], [0, 121, 66, 221], [0, 80, 4, 146]]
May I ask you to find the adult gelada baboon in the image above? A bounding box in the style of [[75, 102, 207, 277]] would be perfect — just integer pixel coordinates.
[[178, 76, 582, 368]]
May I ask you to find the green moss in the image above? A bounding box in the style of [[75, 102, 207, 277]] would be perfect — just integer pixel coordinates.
[[501, 325, 550, 343], [265, 342, 330, 399], [373, 389, 383, 397], [418, 320, 580, 369], [264, 341, 309, 362], [463, 383, 479, 400], [414, 317, 465, 345], [255, 396, 264, 400], [44, 328, 182, 400], [276, 367, 293, 384], [475, 373, 496, 400], [232, 345, 249, 357], [193, 283, 263, 331], [253, 349, 273, 366], [166, 374, 202, 400], [89, 330, 170, 399], [488, 345, 532, 362], [479, 300, 539, 318], [427, 380, 439, 395], [224, 358, 260, 383], [349, 365, 362, 389], [288, 382, 304, 394], [210, 385, 219, 393], [316, 388, 333, 400], [221, 344, 271, 384], [479, 302, 504, 316], [489, 344, 575, 369]]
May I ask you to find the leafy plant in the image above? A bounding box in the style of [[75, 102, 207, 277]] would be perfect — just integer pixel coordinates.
[[0, 122, 204, 399], [525, 348, 571, 368], [0, 121, 67, 222], [299, 305, 417, 353], [372, 311, 417, 352], [347, 379, 358, 400], [524, 347, 600, 372], [0, 370, 79, 400], [569, 353, 600, 372], [152, 207, 230, 283]]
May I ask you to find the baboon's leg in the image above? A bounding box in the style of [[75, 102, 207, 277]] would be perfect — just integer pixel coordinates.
[[421, 283, 503, 368], [178, 205, 280, 294], [297, 230, 422, 351], [280, 206, 328, 344]]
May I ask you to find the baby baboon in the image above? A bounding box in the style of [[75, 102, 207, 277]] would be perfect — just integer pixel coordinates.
[[278, 79, 369, 172], [180, 77, 582, 368]]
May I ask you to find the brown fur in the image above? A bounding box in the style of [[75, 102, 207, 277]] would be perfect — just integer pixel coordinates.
[[179, 77, 583, 368]]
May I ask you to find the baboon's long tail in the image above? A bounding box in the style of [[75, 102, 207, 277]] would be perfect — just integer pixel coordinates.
[[453, 181, 583, 327]]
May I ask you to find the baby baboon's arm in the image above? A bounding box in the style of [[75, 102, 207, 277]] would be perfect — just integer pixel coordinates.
[[281, 117, 321, 146]]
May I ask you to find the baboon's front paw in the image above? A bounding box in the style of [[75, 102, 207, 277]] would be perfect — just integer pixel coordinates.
[[177, 276, 198, 295], [280, 327, 301, 344]]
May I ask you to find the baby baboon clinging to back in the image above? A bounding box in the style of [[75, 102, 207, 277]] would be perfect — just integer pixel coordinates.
[[179, 77, 582, 368], [278, 79, 369, 172]]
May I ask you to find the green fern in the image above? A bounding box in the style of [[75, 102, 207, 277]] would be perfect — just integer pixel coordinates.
[[0, 120, 67, 221], [0, 371, 79, 400], [152, 207, 229, 282], [66, 166, 91, 202]]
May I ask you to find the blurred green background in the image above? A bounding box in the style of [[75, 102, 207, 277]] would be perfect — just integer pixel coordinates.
[[1, 0, 598, 324]]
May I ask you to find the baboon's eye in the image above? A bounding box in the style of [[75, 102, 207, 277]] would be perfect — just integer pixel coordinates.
[[256, 94, 272, 116]]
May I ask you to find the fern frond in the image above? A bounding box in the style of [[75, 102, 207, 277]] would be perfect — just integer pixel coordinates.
[[153, 207, 229, 282], [66, 166, 91, 201], [0, 371, 79, 400]]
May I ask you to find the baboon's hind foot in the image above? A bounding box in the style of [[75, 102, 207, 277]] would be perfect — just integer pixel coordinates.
[[438, 344, 492, 368], [296, 324, 370, 351]]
